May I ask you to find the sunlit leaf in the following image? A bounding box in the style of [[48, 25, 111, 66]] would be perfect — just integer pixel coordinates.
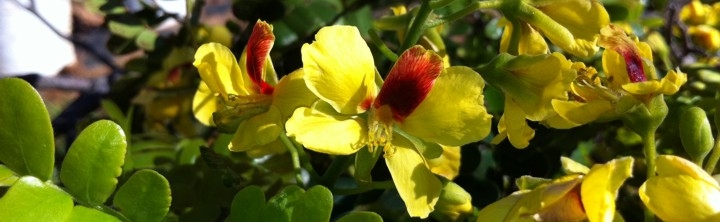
[[113, 170, 172, 221], [0, 176, 73, 221], [67, 206, 122, 222], [0, 78, 54, 181], [60, 120, 127, 205], [0, 165, 18, 186]]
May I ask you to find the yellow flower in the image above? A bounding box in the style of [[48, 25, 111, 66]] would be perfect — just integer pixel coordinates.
[[500, 0, 610, 57], [477, 157, 634, 222], [286, 25, 492, 218], [688, 25, 720, 52], [552, 24, 687, 126], [192, 20, 315, 157], [479, 52, 575, 148], [640, 155, 720, 222], [680, 0, 713, 26]]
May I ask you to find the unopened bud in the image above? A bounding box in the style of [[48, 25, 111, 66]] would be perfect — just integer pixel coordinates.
[[680, 106, 714, 163], [431, 182, 473, 222]]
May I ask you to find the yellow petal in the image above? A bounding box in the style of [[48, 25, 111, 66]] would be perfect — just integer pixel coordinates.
[[538, 0, 609, 57], [659, 68, 688, 95], [400, 66, 492, 146], [192, 82, 219, 126], [229, 105, 282, 152], [285, 101, 367, 155], [560, 156, 590, 174], [385, 135, 442, 218], [194, 43, 248, 97], [581, 157, 634, 222], [476, 190, 534, 222], [500, 22, 549, 55], [246, 139, 286, 158], [301, 26, 377, 114], [656, 155, 720, 187], [640, 175, 720, 221], [503, 53, 574, 121], [503, 99, 534, 149], [272, 68, 318, 120], [622, 81, 661, 95], [536, 176, 586, 222], [426, 145, 461, 180], [552, 99, 614, 126]]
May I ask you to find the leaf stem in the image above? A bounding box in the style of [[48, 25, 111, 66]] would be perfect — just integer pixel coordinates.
[[369, 29, 399, 62], [320, 155, 354, 188], [399, 0, 433, 52], [279, 133, 307, 186]]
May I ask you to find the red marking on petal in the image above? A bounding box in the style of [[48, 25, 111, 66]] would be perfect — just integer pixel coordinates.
[[374, 46, 443, 122], [246, 20, 275, 94], [360, 97, 374, 111], [620, 50, 646, 83]]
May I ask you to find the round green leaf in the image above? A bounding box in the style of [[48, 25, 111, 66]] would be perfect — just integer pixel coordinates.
[[60, 120, 127, 205], [268, 185, 333, 222], [228, 185, 286, 222], [337, 211, 383, 222], [0, 176, 73, 221], [67, 206, 122, 222], [0, 78, 54, 181], [113, 169, 171, 222]]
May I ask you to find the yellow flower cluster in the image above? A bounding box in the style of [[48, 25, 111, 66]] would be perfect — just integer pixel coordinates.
[[191, 20, 493, 218], [680, 0, 720, 52]]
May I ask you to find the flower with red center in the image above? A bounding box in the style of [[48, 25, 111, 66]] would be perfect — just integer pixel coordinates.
[[192, 20, 315, 157], [551, 24, 687, 127], [285, 25, 492, 218]]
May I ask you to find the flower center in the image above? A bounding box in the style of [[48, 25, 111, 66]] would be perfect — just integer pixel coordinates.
[[212, 93, 272, 132], [368, 104, 394, 153]]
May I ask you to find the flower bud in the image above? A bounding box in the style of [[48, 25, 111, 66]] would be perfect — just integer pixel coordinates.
[[680, 106, 714, 163], [431, 182, 473, 222]]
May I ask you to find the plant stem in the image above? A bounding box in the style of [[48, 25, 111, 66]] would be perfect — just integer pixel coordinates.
[[320, 155, 354, 188], [704, 133, 720, 173], [369, 29, 399, 62], [333, 181, 395, 195], [400, 0, 433, 52], [428, 0, 503, 28], [642, 132, 656, 222], [507, 18, 522, 55], [279, 133, 306, 185], [294, 139, 321, 182]]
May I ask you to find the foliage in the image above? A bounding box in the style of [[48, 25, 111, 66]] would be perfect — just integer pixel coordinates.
[[3, 0, 720, 221]]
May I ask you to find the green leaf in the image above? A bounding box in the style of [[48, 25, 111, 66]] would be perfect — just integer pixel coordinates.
[[60, 120, 127, 205], [0, 164, 19, 186], [113, 169, 172, 222], [136, 30, 158, 51], [337, 211, 383, 222], [67, 206, 122, 222], [0, 176, 74, 221], [177, 138, 205, 165], [268, 185, 333, 222], [228, 185, 286, 222], [228, 185, 333, 222], [0, 78, 54, 181]]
